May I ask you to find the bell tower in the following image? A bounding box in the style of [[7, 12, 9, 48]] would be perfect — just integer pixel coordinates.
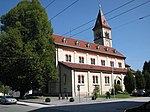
[[92, 6, 112, 47]]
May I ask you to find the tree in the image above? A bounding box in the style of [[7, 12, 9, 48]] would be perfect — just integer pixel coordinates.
[[0, 0, 57, 98], [142, 60, 150, 90], [124, 71, 136, 94], [0, 85, 11, 96], [143, 71, 150, 90], [135, 70, 145, 89], [143, 60, 150, 73]]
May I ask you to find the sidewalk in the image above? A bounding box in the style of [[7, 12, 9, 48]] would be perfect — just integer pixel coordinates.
[[17, 96, 120, 107], [17, 96, 150, 107]]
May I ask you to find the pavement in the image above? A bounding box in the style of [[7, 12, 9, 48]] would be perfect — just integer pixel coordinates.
[[17, 96, 150, 108]]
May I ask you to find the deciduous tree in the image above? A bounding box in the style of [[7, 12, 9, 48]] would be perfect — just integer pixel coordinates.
[[135, 70, 145, 89], [124, 71, 136, 94], [0, 0, 57, 98]]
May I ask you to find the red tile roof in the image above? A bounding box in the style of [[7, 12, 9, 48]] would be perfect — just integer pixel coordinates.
[[53, 34, 125, 58], [59, 61, 127, 74]]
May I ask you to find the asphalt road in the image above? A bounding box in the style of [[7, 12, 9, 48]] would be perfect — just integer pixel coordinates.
[[0, 97, 149, 112]]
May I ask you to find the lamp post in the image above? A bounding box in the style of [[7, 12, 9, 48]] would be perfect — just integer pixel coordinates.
[[112, 66, 115, 98], [77, 85, 80, 102]]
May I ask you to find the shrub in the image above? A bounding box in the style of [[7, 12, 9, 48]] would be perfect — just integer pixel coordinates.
[[69, 97, 74, 102], [91, 95, 96, 100], [111, 88, 117, 95], [105, 92, 111, 99], [114, 84, 122, 93], [45, 98, 51, 102]]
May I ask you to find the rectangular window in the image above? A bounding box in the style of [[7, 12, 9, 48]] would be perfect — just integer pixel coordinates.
[[118, 62, 122, 68], [110, 61, 114, 67], [101, 60, 105, 66], [91, 58, 95, 65]]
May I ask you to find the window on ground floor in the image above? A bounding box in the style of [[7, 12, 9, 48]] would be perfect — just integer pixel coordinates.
[[93, 76, 98, 84], [78, 75, 84, 84]]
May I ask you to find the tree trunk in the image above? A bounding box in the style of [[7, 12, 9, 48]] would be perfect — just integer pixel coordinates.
[[19, 89, 26, 99]]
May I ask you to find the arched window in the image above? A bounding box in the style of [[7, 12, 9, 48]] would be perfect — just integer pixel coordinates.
[[66, 54, 71, 62], [78, 75, 84, 84], [96, 76, 98, 83], [93, 76, 95, 83], [105, 76, 110, 84], [78, 75, 81, 83], [82, 75, 84, 83]]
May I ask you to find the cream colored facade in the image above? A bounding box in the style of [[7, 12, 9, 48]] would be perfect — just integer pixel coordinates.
[[49, 8, 128, 97], [50, 46, 126, 96]]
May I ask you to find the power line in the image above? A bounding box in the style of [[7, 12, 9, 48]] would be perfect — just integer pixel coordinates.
[[70, 0, 150, 37], [45, 0, 56, 9], [107, 0, 150, 21], [71, 14, 150, 37], [49, 0, 79, 21], [71, 26, 93, 37], [112, 14, 150, 30], [139, 14, 150, 20], [62, 0, 136, 36]]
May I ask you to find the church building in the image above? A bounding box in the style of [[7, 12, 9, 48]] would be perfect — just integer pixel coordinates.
[[49, 7, 128, 97]]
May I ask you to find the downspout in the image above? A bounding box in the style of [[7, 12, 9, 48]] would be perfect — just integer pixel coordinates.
[[56, 46, 61, 94], [73, 70, 76, 96], [100, 72, 103, 95], [58, 64, 62, 94], [87, 71, 90, 96]]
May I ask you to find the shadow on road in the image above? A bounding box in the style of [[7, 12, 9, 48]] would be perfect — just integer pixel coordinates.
[[27, 101, 146, 112]]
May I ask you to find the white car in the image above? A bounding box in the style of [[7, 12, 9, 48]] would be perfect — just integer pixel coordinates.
[[0, 96, 17, 104]]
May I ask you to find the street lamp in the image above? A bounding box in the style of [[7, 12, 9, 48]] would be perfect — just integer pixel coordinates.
[[111, 66, 115, 98]]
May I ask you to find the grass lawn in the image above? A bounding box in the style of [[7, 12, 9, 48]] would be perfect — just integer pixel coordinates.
[[98, 93, 135, 99]]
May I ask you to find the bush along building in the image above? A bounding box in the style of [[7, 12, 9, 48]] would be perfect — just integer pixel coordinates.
[[49, 7, 128, 97]]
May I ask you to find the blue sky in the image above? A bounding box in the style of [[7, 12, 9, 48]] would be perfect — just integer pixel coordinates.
[[0, 0, 150, 71]]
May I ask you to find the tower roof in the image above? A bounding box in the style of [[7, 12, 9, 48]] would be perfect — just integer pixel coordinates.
[[93, 6, 111, 30]]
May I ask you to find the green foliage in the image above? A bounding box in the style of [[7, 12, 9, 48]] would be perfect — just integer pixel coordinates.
[[105, 92, 111, 99], [143, 60, 150, 73], [92, 85, 100, 100], [124, 71, 136, 94], [0, 0, 57, 98], [114, 84, 122, 93], [143, 71, 150, 89], [45, 97, 51, 102], [135, 70, 145, 89], [69, 97, 74, 102], [142, 61, 150, 90], [0, 84, 11, 95]]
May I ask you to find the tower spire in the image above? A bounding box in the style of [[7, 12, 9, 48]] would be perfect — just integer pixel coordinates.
[[92, 5, 112, 47]]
